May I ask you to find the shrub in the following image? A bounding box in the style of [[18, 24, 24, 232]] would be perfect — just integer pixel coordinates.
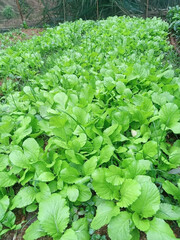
[[2, 5, 15, 19]]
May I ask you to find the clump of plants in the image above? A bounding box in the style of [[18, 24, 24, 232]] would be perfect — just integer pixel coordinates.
[[0, 16, 179, 240], [2, 5, 15, 19], [167, 5, 180, 42]]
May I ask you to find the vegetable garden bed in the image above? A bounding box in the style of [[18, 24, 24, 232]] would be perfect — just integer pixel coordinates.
[[0, 16, 180, 240]]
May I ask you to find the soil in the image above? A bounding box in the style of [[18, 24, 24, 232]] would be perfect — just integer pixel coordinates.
[[169, 34, 180, 55]]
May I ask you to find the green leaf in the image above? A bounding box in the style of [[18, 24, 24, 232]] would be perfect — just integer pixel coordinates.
[[162, 181, 180, 202], [73, 107, 89, 125], [105, 165, 124, 186], [98, 145, 115, 165], [38, 194, 69, 239], [72, 218, 90, 240], [117, 179, 141, 208], [9, 150, 29, 168], [38, 172, 55, 182], [131, 176, 160, 218], [0, 196, 9, 221], [0, 155, 9, 171], [132, 212, 150, 231], [77, 184, 92, 202], [159, 103, 180, 128], [126, 160, 151, 178], [0, 172, 17, 187], [2, 211, 16, 228], [92, 168, 120, 200], [54, 92, 68, 109], [146, 218, 176, 240], [67, 185, 79, 202], [108, 212, 132, 240], [60, 166, 80, 184], [61, 229, 77, 240], [143, 141, 158, 158], [23, 138, 40, 163], [156, 203, 180, 220], [91, 200, 119, 230], [11, 186, 36, 210], [24, 220, 46, 240], [83, 156, 97, 176], [36, 183, 51, 203]]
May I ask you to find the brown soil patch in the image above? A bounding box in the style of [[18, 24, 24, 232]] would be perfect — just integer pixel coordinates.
[[169, 34, 180, 55]]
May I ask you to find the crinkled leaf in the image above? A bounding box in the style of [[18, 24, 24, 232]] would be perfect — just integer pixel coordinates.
[[131, 176, 160, 218], [117, 179, 141, 208], [92, 168, 120, 200], [105, 165, 124, 186], [162, 180, 180, 203], [38, 194, 69, 239]]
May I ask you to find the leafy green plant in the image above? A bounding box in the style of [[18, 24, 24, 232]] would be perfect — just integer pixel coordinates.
[[0, 16, 180, 240], [167, 5, 180, 42], [2, 5, 15, 19]]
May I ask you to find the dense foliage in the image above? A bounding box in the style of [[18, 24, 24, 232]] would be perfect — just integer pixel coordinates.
[[167, 5, 180, 42], [0, 16, 180, 239]]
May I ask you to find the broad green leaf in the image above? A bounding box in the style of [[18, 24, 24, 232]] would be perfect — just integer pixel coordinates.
[[23, 138, 40, 163], [117, 179, 141, 207], [9, 150, 29, 168], [0, 172, 17, 187], [67, 185, 79, 202], [92, 168, 120, 200], [24, 220, 46, 240], [0, 196, 9, 221], [54, 92, 68, 109], [143, 141, 158, 158], [131, 176, 160, 218], [11, 186, 36, 210], [77, 184, 92, 202], [38, 172, 55, 182], [0, 155, 9, 171], [2, 211, 15, 228], [156, 203, 180, 220], [73, 107, 89, 125], [126, 160, 151, 178], [170, 122, 180, 134], [36, 183, 51, 203], [38, 194, 69, 239], [132, 212, 150, 231], [60, 166, 80, 184], [72, 218, 90, 240], [162, 181, 180, 203], [146, 218, 176, 240], [83, 156, 97, 176], [105, 165, 124, 186], [159, 103, 180, 128], [108, 212, 132, 240], [98, 145, 115, 165], [91, 200, 119, 230], [61, 229, 77, 240]]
